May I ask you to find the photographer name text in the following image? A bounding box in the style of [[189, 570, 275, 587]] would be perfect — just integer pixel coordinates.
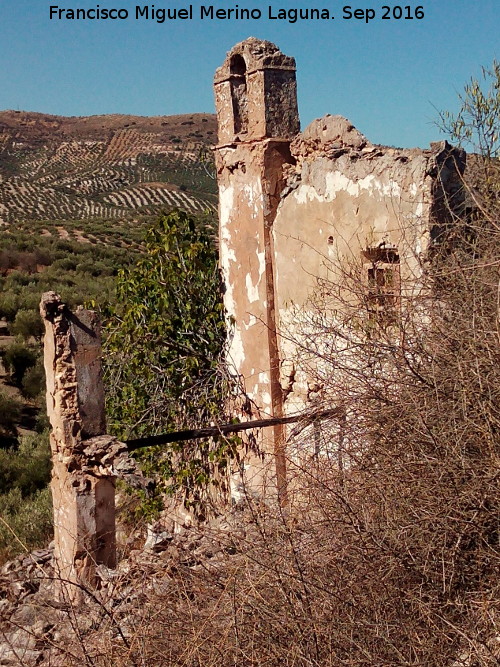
[[48, 5, 425, 24]]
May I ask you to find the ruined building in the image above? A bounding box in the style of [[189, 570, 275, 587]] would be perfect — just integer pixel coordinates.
[[214, 38, 465, 497], [35, 38, 465, 594]]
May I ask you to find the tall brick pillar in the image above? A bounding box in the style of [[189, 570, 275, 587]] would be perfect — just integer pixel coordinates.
[[40, 292, 115, 603], [214, 38, 300, 501]]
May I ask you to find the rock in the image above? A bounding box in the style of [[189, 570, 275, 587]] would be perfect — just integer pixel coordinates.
[[0, 644, 41, 666], [10, 603, 38, 626], [144, 524, 174, 552]]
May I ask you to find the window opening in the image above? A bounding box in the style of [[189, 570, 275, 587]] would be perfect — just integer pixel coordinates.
[[363, 245, 400, 323], [229, 54, 248, 136]]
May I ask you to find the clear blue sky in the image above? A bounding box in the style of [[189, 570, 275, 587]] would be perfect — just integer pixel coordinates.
[[1, 0, 498, 148]]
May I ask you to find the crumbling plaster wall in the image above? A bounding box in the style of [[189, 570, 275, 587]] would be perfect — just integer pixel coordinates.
[[217, 140, 292, 415], [215, 38, 465, 484], [215, 39, 300, 422], [214, 38, 301, 496], [273, 115, 465, 415]]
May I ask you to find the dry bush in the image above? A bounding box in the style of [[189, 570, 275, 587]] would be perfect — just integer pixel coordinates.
[[29, 194, 498, 667], [8, 95, 500, 665], [144, 201, 497, 665]]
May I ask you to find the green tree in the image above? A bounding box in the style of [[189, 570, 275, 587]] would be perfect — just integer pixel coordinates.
[[0, 390, 22, 443], [10, 308, 44, 340], [0, 431, 51, 495], [2, 341, 38, 387], [104, 210, 237, 509], [439, 60, 500, 159], [21, 359, 45, 400]]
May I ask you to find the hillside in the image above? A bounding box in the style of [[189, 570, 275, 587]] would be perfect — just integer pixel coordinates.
[[0, 111, 218, 223], [0, 111, 220, 473]]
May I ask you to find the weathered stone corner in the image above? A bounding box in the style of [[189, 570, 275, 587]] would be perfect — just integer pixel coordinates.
[[40, 292, 115, 602]]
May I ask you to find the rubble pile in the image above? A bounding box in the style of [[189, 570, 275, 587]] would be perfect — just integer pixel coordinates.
[[0, 513, 247, 666]]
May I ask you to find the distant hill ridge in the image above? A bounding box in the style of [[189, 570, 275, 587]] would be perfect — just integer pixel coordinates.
[[0, 111, 218, 223]]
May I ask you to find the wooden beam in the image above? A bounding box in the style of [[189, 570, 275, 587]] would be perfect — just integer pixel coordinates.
[[125, 407, 343, 451]]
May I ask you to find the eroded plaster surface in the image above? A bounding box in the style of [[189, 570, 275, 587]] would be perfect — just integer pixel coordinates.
[[214, 40, 465, 494], [275, 125, 464, 428], [40, 292, 116, 601]]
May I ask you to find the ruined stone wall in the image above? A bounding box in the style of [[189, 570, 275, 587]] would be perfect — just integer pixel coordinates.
[[40, 293, 116, 601], [273, 115, 465, 418], [214, 39, 465, 495]]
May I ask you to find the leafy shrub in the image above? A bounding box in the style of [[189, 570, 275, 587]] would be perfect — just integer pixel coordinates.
[[33, 247, 52, 266], [0, 431, 51, 495], [0, 390, 22, 441], [4, 270, 31, 287], [0, 432, 51, 562], [0, 250, 19, 272], [52, 257, 77, 272], [17, 252, 38, 273], [21, 360, 45, 399], [10, 309, 44, 340], [3, 340, 38, 386], [0, 486, 52, 563], [104, 210, 236, 509], [0, 292, 19, 321]]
